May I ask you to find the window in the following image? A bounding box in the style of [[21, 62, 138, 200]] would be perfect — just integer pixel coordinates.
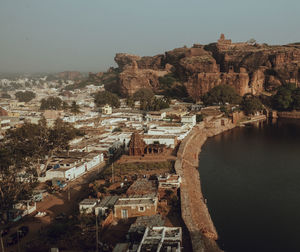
[[139, 206, 145, 212], [121, 209, 128, 219]]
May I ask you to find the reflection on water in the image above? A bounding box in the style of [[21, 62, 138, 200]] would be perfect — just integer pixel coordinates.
[[199, 119, 300, 252]]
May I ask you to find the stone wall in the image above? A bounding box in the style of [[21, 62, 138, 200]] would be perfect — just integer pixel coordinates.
[[175, 119, 236, 252], [278, 111, 300, 119]]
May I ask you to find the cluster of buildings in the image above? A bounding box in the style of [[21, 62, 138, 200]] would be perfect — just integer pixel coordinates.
[[0, 75, 207, 251], [79, 174, 183, 251]]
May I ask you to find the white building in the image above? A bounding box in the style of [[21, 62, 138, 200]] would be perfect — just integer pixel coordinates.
[[101, 104, 112, 115], [146, 124, 192, 141], [146, 112, 166, 122], [181, 114, 196, 126], [137, 226, 182, 252], [158, 174, 181, 189], [143, 135, 177, 148], [45, 153, 103, 181], [0, 118, 11, 130], [79, 198, 99, 214]]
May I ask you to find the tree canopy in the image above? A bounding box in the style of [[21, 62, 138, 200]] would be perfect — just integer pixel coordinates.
[[272, 83, 300, 111], [15, 91, 36, 102], [241, 94, 264, 115], [202, 85, 242, 105], [133, 88, 154, 101], [158, 73, 189, 99], [0, 118, 83, 222], [94, 91, 120, 108], [40, 96, 64, 110], [70, 101, 80, 114], [131, 88, 170, 111]]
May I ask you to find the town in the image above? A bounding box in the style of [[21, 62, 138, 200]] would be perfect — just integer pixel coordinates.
[[0, 66, 270, 252], [2, 31, 300, 251]]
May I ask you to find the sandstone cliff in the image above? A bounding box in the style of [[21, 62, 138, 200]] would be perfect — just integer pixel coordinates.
[[92, 35, 300, 99]]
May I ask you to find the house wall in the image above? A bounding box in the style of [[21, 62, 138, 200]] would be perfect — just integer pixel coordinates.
[[46, 169, 65, 180], [101, 211, 114, 228], [114, 203, 157, 219], [181, 115, 196, 126], [79, 205, 96, 214], [74, 164, 85, 178]]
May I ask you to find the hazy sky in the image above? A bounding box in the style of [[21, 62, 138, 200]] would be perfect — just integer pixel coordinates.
[[1, 0, 300, 73]]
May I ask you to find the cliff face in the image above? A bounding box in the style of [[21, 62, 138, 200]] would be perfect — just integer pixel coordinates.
[[96, 35, 300, 99], [115, 54, 168, 96]]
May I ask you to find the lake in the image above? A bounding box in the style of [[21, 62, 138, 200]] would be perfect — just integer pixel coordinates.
[[198, 119, 300, 252]]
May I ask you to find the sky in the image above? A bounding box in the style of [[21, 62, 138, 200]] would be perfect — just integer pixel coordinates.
[[0, 0, 300, 73]]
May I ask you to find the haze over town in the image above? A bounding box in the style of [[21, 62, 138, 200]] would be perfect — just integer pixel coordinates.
[[1, 1, 300, 252], [1, 0, 300, 73]]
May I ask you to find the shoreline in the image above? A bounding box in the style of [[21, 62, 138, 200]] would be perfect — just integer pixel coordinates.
[[175, 118, 236, 252]]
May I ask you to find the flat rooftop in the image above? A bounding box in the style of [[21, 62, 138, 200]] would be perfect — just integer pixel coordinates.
[[80, 198, 99, 205]]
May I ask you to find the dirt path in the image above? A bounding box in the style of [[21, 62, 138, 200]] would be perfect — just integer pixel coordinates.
[[4, 162, 107, 251]]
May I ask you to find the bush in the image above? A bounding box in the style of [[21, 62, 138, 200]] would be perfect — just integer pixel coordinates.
[[196, 114, 203, 122]]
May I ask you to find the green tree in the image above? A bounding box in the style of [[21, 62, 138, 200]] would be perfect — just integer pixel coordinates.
[[132, 88, 170, 111], [202, 85, 242, 105], [272, 85, 295, 111], [0, 118, 83, 222], [292, 88, 300, 110], [15, 91, 36, 102], [94, 91, 120, 108], [70, 101, 80, 114], [62, 101, 69, 110], [40, 96, 63, 110], [1, 93, 11, 99], [133, 88, 154, 101], [158, 73, 189, 99], [241, 94, 263, 115], [196, 114, 203, 122], [126, 97, 135, 108]]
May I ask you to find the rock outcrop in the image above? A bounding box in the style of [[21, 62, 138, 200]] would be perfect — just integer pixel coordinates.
[[119, 62, 168, 96], [114, 54, 168, 96], [94, 34, 300, 99]]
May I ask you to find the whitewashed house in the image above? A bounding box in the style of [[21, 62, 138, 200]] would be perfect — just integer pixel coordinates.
[[181, 114, 196, 126], [79, 199, 99, 214]]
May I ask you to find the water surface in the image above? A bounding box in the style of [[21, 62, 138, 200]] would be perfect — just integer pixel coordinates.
[[199, 119, 300, 252]]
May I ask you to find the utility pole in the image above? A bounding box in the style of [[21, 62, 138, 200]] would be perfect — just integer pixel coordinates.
[[0, 230, 5, 252], [95, 213, 99, 252], [68, 186, 71, 201], [17, 230, 20, 252], [112, 163, 114, 183]]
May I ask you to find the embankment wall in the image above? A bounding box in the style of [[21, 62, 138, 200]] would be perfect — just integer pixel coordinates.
[[175, 119, 235, 252], [278, 111, 300, 119]]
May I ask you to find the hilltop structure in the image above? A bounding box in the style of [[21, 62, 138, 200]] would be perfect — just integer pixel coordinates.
[[90, 34, 300, 101]]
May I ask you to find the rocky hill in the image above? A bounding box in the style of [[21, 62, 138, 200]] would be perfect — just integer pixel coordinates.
[[92, 34, 300, 100]]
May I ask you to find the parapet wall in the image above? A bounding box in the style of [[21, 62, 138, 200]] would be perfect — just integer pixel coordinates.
[[175, 119, 235, 252]]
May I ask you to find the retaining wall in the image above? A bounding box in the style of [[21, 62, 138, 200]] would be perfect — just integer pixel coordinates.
[[175, 119, 235, 252]]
